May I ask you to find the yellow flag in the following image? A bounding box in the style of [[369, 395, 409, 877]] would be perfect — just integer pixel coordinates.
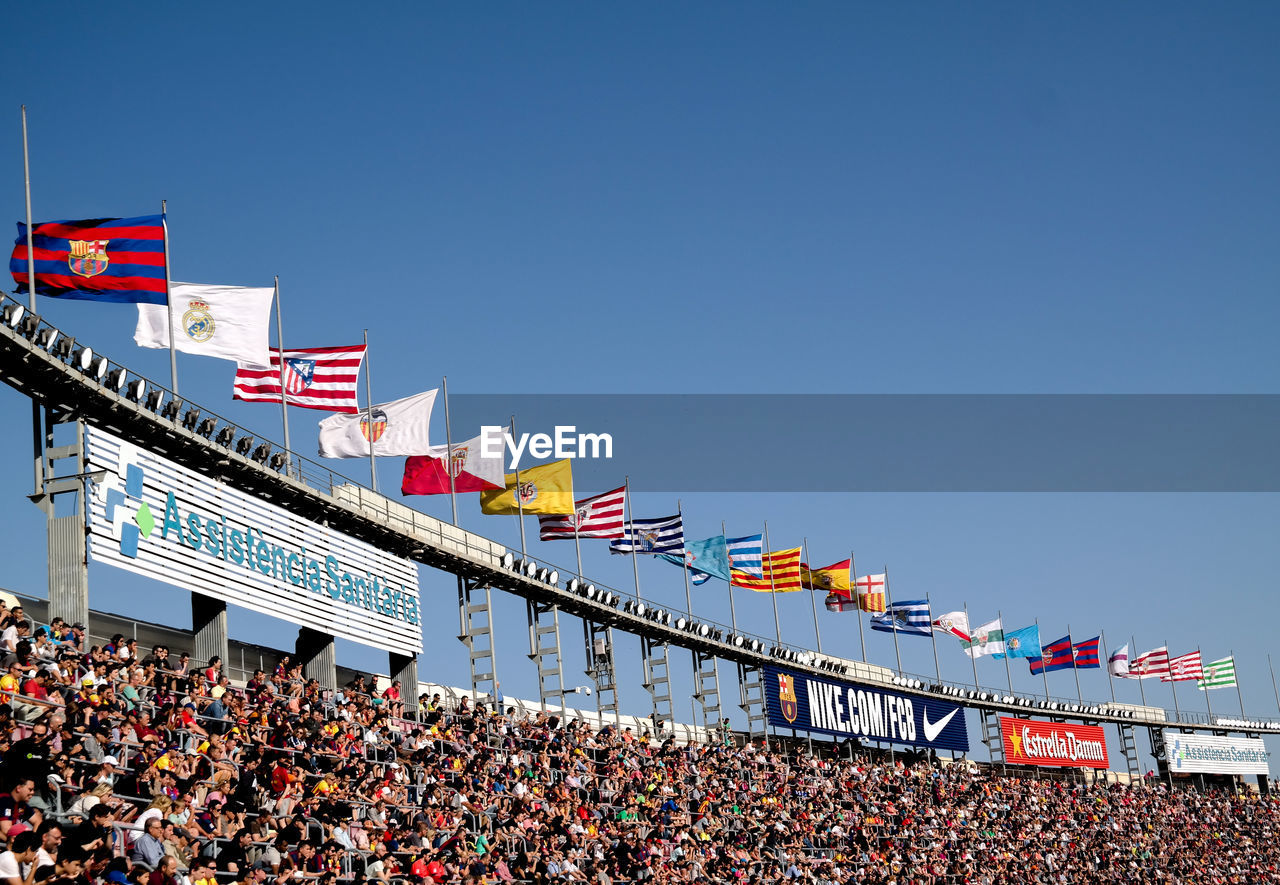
[[479, 459, 574, 515]]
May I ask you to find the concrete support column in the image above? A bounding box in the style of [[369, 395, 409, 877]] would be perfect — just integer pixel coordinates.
[[191, 594, 228, 668], [296, 627, 337, 690], [389, 652, 418, 715]]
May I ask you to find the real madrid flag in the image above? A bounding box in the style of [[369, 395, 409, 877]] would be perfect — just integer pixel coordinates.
[[135, 282, 274, 366], [317, 390, 437, 458], [479, 459, 574, 515]]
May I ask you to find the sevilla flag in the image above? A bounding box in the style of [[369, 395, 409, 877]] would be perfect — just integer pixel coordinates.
[[401, 434, 505, 495]]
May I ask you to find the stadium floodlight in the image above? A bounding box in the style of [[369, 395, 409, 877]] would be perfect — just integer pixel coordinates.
[[162, 397, 181, 421], [521, 559, 538, 579], [107, 368, 128, 392], [567, 578, 580, 594], [19, 314, 40, 339], [35, 327, 58, 351], [731, 634, 744, 648], [52, 334, 75, 360], [144, 388, 163, 412], [546, 569, 559, 586], [2, 303, 24, 329], [89, 355, 110, 382], [697, 623, 711, 638], [126, 378, 147, 403], [675, 617, 688, 631], [215, 425, 235, 447], [270, 451, 288, 471], [537, 567, 550, 583], [500, 552, 515, 570], [236, 435, 254, 456], [749, 639, 762, 653], [252, 442, 272, 464], [584, 584, 597, 599], [197, 417, 216, 438], [72, 346, 95, 373], [181, 407, 201, 431]]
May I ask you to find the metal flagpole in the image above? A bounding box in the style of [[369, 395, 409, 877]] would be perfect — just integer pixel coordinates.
[[21, 107, 36, 315], [999, 610, 1014, 694], [802, 538, 822, 653], [272, 277, 293, 477], [1231, 650, 1245, 717], [1269, 654, 1279, 715], [1101, 629, 1117, 703], [1068, 626, 1083, 703], [441, 376, 458, 525], [624, 476, 641, 599], [763, 522, 782, 646], [679, 501, 693, 615], [511, 417, 526, 556], [570, 482, 583, 581], [1166, 639, 1182, 722], [852, 552, 867, 662], [1199, 647, 1215, 723], [927, 593, 942, 685], [162, 201, 178, 394], [361, 330, 378, 491], [723, 522, 738, 631], [1036, 618, 1050, 701], [1131, 635, 1149, 708], [885, 564, 903, 676], [963, 602, 979, 690]]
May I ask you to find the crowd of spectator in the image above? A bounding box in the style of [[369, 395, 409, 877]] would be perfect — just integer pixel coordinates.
[[0, 597, 1275, 885]]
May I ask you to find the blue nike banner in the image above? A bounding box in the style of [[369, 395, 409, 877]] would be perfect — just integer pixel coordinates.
[[764, 664, 970, 752]]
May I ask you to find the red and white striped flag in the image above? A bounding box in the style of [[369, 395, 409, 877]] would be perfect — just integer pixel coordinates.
[[1128, 646, 1170, 679], [538, 487, 626, 541], [855, 573, 887, 613], [1162, 650, 1204, 683], [234, 345, 366, 413]]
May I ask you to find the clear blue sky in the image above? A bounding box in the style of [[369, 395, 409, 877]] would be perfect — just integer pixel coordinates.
[[3, 3, 1280, 769]]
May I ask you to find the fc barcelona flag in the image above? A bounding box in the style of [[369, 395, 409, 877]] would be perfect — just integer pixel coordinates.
[[1029, 635, 1075, 675], [11, 215, 167, 303]]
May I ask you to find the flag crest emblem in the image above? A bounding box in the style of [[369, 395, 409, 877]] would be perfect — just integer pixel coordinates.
[[447, 446, 469, 478], [68, 240, 109, 277], [282, 358, 316, 395], [182, 300, 215, 343], [516, 481, 539, 504], [360, 408, 388, 443], [778, 673, 798, 724]]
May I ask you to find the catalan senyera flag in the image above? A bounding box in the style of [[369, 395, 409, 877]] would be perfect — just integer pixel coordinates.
[[479, 459, 574, 515], [732, 547, 803, 592], [801, 559, 851, 594], [11, 215, 167, 303]]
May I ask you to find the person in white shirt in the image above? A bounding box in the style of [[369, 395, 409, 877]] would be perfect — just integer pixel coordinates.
[[0, 831, 39, 885]]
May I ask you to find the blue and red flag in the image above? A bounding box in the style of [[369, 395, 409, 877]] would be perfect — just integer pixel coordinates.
[[10, 215, 167, 303], [1072, 635, 1101, 669], [1028, 635, 1074, 675]]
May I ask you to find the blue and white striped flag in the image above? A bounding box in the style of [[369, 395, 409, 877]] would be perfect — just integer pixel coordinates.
[[609, 514, 685, 555], [870, 600, 933, 636], [692, 533, 763, 584]]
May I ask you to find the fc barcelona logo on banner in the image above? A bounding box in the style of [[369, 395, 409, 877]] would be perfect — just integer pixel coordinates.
[[778, 673, 798, 724], [68, 240, 109, 277], [361, 408, 388, 443]]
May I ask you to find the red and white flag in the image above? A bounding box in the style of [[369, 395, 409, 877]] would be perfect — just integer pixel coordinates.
[[234, 345, 366, 413], [825, 594, 859, 613], [1162, 650, 1204, 683], [855, 573, 887, 613], [538, 486, 626, 541], [401, 433, 505, 496], [1128, 646, 1170, 679]]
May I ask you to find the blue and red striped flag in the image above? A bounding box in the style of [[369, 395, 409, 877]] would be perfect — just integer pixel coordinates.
[[1028, 635, 1074, 675], [1072, 635, 1101, 669], [11, 215, 167, 303]]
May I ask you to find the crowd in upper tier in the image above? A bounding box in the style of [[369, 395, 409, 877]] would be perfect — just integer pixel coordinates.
[[0, 597, 1273, 885]]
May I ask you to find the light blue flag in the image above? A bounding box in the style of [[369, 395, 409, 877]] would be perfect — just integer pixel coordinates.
[[995, 625, 1041, 659], [661, 535, 731, 584]]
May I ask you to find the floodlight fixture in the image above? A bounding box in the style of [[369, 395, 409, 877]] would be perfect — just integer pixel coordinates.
[[501, 552, 515, 570], [252, 442, 272, 464], [36, 327, 58, 351], [162, 397, 181, 421], [270, 452, 288, 471], [126, 379, 147, 403], [72, 346, 95, 373], [236, 435, 254, 456], [144, 388, 163, 412], [53, 335, 75, 360], [215, 425, 235, 447], [197, 417, 216, 439], [182, 407, 201, 431], [2, 303, 24, 329]]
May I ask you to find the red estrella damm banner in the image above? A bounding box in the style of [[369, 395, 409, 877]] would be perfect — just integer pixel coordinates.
[[1000, 716, 1109, 769]]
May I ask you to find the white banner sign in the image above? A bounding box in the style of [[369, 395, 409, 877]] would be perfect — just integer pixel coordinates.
[[86, 427, 422, 656], [1164, 732, 1270, 776]]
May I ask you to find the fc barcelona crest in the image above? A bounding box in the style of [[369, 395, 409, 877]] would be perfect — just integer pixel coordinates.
[[778, 673, 799, 724], [446, 446, 469, 478], [68, 240, 109, 277], [361, 408, 388, 443]]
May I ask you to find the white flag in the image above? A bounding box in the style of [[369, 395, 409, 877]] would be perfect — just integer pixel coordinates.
[[135, 282, 274, 367], [317, 390, 438, 458], [1108, 644, 1130, 678]]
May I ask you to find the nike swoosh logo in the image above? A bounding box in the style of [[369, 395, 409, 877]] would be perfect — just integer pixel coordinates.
[[922, 707, 959, 742]]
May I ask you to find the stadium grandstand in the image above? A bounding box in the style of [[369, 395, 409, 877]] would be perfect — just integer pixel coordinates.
[[0, 591, 1270, 885]]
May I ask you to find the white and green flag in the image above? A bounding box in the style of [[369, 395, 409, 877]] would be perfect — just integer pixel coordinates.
[[962, 618, 1006, 658], [1197, 655, 1237, 690]]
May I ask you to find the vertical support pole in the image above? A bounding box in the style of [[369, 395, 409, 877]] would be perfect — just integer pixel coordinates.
[[441, 375, 458, 525], [362, 330, 378, 491], [272, 276, 293, 476], [763, 522, 782, 646], [802, 538, 822, 653], [1101, 630, 1117, 702], [885, 565, 902, 675], [852, 552, 867, 662], [999, 610, 1014, 694], [162, 201, 178, 395]]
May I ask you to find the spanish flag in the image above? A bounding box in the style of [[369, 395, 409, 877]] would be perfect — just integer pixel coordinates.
[[479, 459, 574, 515], [800, 559, 851, 594], [731, 547, 803, 592]]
